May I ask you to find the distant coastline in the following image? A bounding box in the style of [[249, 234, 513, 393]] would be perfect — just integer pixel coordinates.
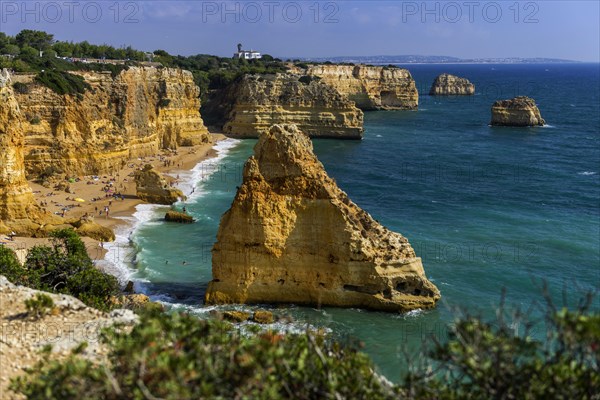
[[293, 55, 583, 65]]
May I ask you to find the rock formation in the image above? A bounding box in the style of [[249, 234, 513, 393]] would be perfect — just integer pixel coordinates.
[[13, 67, 210, 179], [205, 124, 440, 312], [429, 73, 475, 96], [0, 275, 138, 398], [0, 69, 61, 235], [297, 64, 419, 110], [215, 74, 363, 139], [135, 164, 185, 205], [490, 96, 546, 127], [165, 210, 194, 223]]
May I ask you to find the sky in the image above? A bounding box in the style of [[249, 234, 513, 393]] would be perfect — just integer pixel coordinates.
[[0, 0, 599, 61]]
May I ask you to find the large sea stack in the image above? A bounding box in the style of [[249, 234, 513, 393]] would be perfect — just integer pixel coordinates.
[[490, 96, 546, 127], [205, 124, 440, 312], [429, 73, 475, 96]]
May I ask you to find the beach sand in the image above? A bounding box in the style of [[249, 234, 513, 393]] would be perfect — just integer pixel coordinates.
[[2, 134, 226, 261]]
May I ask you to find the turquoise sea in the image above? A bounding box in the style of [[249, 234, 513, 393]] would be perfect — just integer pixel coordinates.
[[100, 63, 600, 381]]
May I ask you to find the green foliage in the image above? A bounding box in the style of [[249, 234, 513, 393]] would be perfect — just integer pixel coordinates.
[[12, 81, 29, 94], [2, 229, 119, 311], [298, 75, 321, 85], [12, 310, 396, 399], [15, 30, 54, 51], [24, 293, 55, 319], [0, 246, 23, 284], [403, 293, 600, 399], [35, 70, 90, 96], [157, 98, 171, 108]]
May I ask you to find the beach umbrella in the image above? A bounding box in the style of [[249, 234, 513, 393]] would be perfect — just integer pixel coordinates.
[[74, 198, 86, 202]]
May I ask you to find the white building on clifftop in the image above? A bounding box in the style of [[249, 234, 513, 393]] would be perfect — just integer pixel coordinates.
[[233, 43, 262, 60]]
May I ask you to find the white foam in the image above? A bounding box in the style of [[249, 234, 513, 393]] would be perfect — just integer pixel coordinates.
[[578, 171, 597, 176], [97, 139, 241, 291]]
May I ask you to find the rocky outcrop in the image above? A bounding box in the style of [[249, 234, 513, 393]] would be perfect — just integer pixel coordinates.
[[135, 164, 184, 205], [490, 96, 546, 127], [13, 67, 210, 179], [165, 210, 194, 223], [429, 73, 475, 96], [0, 69, 62, 235], [0, 275, 138, 399], [297, 64, 418, 110], [205, 124, 440, 312], [216, 74, 363, 139]]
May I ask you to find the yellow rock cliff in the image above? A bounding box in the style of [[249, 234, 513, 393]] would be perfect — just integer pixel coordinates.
[[1, 70, 63, 234], [297, 64, 419, 110], [219, 74, 364, 139], [205, 124, 440, 312], [14, 67, 210, 179]]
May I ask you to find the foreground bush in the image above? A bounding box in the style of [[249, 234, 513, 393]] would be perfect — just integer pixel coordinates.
[[12, 310, 396, 399], [0, 229, 119, 311], [11, 296, 599, 399], [403, 293, 600, 399]]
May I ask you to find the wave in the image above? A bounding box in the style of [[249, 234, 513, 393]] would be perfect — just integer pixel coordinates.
[[578, 171, 597, 176], [98, 138, 241, 293]]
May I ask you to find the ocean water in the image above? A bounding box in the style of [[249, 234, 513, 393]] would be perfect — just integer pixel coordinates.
[[103, 64, 600, 381]]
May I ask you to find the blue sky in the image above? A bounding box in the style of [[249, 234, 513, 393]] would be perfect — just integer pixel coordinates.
[[1, 1, 598, 61]]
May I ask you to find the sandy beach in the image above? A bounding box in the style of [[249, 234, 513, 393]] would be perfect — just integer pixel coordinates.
[[2, 134, 226, 262]]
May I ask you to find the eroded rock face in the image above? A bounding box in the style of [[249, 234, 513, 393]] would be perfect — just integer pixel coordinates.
[[134, 164, 184, 205], [218, 74, 363, 139], [205, 124, 440, 312], [429, 73, 475, 96], [0, 70, 60, 234], [13, 67, 210, 179], [490, 96, 546, 127], [0, 275, 138, 398], [299, 64, 419, 110]]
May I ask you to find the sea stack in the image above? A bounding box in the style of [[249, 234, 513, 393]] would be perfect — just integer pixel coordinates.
[[134, 164, 185, 205], [490, 96, 546, 127], [205, 124, 440, 312], [429, 73, 475, 96]]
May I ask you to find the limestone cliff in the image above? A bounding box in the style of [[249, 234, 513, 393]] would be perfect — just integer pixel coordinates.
[[205, 124, 440, 312], [297, 64, 418, 110], [216, 74, 363, 139], [490, 96, 546, 127], [429, 73, 475, 96], [134, 164, 185, 205], [0, 70, 61, 234], [14, 67, 210, 179]]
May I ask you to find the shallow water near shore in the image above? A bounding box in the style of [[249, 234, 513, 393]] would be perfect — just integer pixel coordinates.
[[105, 63, 599, 381]]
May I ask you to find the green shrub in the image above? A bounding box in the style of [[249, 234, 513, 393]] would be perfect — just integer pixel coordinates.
[[7, 229, 121, 311], [35, 70, 90, 96], [0, 246, 24, 284], [12, 81, 29, 94], [157, 98, 171, 108], [402, 293, 600, 399], [24, 293, 54, 319], [11, 310, 397, 399], [29, 115, 41, 124], [298, 75, 321, 85]]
